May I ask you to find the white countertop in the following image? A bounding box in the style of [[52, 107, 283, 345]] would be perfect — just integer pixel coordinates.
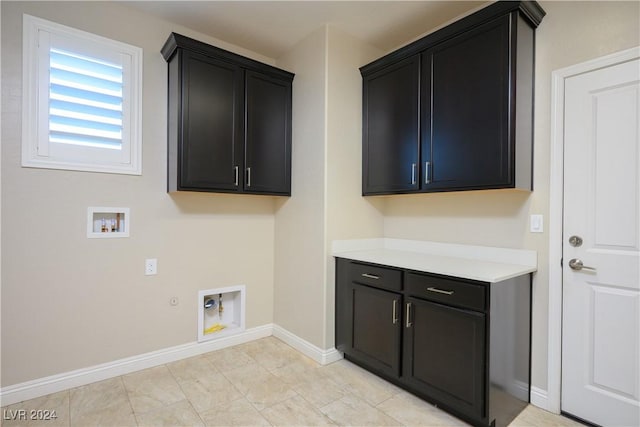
[[332, 238, 537, 283]]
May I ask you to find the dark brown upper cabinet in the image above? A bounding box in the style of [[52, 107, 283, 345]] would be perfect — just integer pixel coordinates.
[[362, 56, 420, 194], [162, 33, 293, 196], [361, 1, 545, 195]]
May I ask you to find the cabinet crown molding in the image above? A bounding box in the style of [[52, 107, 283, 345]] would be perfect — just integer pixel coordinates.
[[360, 1, 545, 76], [161, 32, 294, 82]]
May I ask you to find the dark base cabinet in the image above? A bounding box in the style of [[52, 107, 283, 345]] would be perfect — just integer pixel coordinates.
[[335, 258, 531, 427]]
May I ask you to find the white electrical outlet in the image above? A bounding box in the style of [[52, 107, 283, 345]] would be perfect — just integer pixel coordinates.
[[145, 258, 157, 275]]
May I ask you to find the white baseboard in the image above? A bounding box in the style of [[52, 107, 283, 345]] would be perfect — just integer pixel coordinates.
[[272, 324, 343, 365], [502, 379, 529, 399], [0, 323, 343, 407], [0, 324, 272, 406], [530, 386, 553, 412]]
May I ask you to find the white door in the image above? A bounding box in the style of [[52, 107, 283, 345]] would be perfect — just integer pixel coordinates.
[[562, 57, 640, 427]]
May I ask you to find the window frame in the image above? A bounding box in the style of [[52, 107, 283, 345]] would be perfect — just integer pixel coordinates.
[[22, 14, 143, 175]]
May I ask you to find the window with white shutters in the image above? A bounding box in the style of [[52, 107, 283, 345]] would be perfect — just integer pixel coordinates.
[[22, 15, 142, 175]]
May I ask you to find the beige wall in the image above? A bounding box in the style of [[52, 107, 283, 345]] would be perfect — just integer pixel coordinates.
[[1, 1, 279, 386], [273, 28, 328, 348], [380, 1, 640, 391], [273, 25, 385, 350], [324, 27, 385, 348]]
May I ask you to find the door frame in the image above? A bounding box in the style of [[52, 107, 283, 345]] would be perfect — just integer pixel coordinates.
[[546, 46, 640, 414]]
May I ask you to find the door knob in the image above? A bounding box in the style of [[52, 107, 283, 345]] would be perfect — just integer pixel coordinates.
[[568, 258, 596, 272], [568, 235, 583, 247]]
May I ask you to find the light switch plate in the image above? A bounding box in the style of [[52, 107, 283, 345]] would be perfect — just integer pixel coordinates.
[[530, 214, 544, 233], [145, 258, 157, 275]]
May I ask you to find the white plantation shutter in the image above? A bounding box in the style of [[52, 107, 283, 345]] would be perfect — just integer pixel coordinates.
[[48, 48, 124, 150], [22, 15, 142, 175]]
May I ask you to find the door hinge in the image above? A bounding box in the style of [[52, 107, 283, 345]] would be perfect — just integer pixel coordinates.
[[560, 258, 563, 268]]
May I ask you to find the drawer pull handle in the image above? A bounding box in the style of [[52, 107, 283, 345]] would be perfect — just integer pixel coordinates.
[[406, 302, 412, 328], [392, 300, 399, 324], [361, 273, 380, 280], [425, 161, 431, 184], [427, 287, 454, 296]]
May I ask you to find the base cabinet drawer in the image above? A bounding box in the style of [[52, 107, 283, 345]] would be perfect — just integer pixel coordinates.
[[406, 272, 486, 311], [350, 262, 402, 291]]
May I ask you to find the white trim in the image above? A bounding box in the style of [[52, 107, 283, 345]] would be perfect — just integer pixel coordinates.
[[530, 386, 549, 409], [547, 46, 640, 415], [0, 324, 272, 406], [505, 379, 530, 400], [272, 324, 343, 365], [0, 324, 342, 406], [22, 14, 142, 176]]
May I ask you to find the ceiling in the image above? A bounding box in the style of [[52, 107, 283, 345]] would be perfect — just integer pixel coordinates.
[[120, 1, 489, 59]]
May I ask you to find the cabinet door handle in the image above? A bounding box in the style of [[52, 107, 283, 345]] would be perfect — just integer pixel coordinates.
[[411, 163, 417, 185], [361, 273, 379, 280], [392, 300, 399, 325], [234, 166, 239, 186], [405, 302, 412, 328], [246, 167, 251, 187], [427, 287, 454, 295], [425, 161, 431, 184]]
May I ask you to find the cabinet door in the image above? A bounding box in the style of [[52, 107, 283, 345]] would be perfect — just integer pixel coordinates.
[[350, 283, 402, 378], [245, 71, 292, 195], [422, 15, 511, 191], [363, 56, 420, 195], [404, 297, 486, 419], [180, 50, 244, 191]]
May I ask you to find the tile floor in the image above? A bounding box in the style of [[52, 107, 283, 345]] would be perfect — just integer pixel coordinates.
[[1, 337, 583, 427]]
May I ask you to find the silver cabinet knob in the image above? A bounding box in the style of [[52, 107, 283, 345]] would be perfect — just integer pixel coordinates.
[[568, 258, 596, 272]]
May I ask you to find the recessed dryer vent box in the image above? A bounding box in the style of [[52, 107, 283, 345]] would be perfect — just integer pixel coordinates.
[[198, 285, 245, 343]]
